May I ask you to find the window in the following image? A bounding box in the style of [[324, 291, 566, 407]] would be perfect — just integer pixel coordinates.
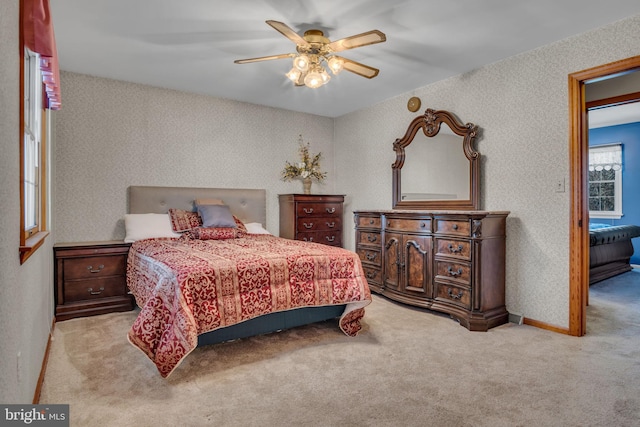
[[588, 143, 622, 219], [20, 48, 49, 263], [19, 0, 60, 263]]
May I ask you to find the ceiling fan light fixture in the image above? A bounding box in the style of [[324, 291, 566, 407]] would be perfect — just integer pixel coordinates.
[[320, 68, 331, 84], [304, 69, 324, 88], [286, 68, 301, 82], [327, 56, 344, 74], [293, 54, 310, 72]]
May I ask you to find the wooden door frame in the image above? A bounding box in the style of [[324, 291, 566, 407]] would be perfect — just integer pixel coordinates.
[[568, 55, 640, 336]]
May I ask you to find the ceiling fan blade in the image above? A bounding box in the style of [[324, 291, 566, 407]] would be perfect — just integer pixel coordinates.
[[234, 53, 295, 64], [327, 30, 386, 53], [266, 20, 309, 47], [339, 57, 380, 79]]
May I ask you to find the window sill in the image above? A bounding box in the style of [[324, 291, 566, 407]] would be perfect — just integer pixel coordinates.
[[19, 231, 49, 264]]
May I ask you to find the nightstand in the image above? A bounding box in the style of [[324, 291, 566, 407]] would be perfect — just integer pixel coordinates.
[[278, 194, 345, 247], [54, 241, 135, 321]]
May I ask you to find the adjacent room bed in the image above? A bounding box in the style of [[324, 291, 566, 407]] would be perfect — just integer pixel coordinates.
[[589, 223, 640, 284], [124, 186, 371, 377]]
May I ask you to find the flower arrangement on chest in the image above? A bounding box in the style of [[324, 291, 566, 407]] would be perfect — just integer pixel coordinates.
[[281, 135, 327, 193]]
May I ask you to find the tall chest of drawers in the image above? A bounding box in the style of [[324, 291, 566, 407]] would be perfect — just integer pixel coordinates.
[[54, 241, 135, 321], [279, 194, 345, 247], [354, 210, 509, 331]]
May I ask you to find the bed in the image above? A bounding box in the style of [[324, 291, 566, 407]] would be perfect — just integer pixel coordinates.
[[124, 186, 371, 377], [589, 223, 640, 284]]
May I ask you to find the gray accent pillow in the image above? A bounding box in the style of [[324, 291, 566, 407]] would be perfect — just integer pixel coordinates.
[[197, 204, 237, 228]]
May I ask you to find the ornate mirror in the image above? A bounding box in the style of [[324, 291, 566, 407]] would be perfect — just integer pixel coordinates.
[[392, 108, 479, 210]]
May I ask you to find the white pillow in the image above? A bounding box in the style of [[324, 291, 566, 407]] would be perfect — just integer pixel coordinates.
[[124, 213, 182, 243], [244, 222, 271, 235]]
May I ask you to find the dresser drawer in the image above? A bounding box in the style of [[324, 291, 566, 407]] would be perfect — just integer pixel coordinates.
[[357, 231, 381, 246], [298, 231, 342, 246], [296, 202, 343, 217], [435, 260, 471, 285], [356, 247, 382, 267], [435, 238, 471, 260], [356, 215, 382, 230], [64, 276, 128, 303], [362, 266, 382, 285], [296, 217, 342, 232], [434, 282, 471, 310], [385, 217, 431, 233], [435, 219, 471, 236], [63, 255, 127, 280]]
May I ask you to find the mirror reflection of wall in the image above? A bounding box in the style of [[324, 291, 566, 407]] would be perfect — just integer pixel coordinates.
[[402, 132, 469, 200]]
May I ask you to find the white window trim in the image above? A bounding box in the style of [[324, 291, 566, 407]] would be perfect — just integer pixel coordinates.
[[588, 143, 623, 220]]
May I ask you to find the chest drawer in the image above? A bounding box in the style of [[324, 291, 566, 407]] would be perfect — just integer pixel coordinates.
[[298, 231, 342, 246], [296, 217, 342, 232], [385, 217, 431, 233], [435, 219, 471, 236], [296, 202, 343, 218], [63, 255, 127, 280]]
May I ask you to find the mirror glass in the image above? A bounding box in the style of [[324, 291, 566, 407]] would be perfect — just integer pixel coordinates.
[[392, 109, 479, 210]]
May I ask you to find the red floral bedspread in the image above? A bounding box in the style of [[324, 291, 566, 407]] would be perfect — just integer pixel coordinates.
[[126, 234, 371, 377]]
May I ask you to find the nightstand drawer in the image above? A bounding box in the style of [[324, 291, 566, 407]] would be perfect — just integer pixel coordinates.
[[63, 255, 127, 280], [64, 277, 127, 302]]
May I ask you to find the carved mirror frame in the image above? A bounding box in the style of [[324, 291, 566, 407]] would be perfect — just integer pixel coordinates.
[[392, 108, 480, 210]]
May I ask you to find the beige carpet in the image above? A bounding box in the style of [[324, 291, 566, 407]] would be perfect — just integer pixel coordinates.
[[40, 270, 640, 427]]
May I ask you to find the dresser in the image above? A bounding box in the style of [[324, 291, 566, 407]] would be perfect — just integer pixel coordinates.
[[279, 194, 344, 247], [54, 241, 135, 321], [354, 210, 509, 331]]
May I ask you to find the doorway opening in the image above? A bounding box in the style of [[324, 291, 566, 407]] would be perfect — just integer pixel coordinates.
[[568, 55, 640, 336]]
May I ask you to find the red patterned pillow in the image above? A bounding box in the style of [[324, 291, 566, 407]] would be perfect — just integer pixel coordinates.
[[191, 227, 238, 240], [168, 209, 202, 232], [233, 215, 247, 234]]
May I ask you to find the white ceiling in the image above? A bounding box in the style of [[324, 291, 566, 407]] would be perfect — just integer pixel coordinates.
[[50, 0, 640, 118]]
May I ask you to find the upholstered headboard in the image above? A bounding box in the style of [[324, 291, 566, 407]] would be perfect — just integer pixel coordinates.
[[128, 186, 267, 225]]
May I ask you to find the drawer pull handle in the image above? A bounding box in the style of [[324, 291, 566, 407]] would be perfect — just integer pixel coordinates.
[[366, 253, 377, 261], [87, 265, 104, 273], [326, 221, 335, 228], [447, 266, 463, 277], [303, 208, 314, 214], [303, 237, 314, 242], [448, 244, 463, 254], [366, 271, 376, 279], [447, 288, 463, 299], [326, 207, 336, 214], [88, 287, 105, 295], [368, 219, 374, 225], [303, 222, 314, 229], [452, 224, 459, 230], [366, 235, 378, 243], [325, 236, 335, 242], [420, 222, 427, 228]]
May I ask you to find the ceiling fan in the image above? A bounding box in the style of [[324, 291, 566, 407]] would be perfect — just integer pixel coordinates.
[[234, 20, 386, 88]]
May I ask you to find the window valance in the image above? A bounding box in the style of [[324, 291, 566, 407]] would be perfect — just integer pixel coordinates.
[[589, 143, 622, 171], [21, 0, 61, 110]]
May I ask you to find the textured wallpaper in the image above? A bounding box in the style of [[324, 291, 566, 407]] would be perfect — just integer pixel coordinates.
[[335, 14, 640, 328], [54, 74, 335, 241], [55, 15, 640, 331]]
